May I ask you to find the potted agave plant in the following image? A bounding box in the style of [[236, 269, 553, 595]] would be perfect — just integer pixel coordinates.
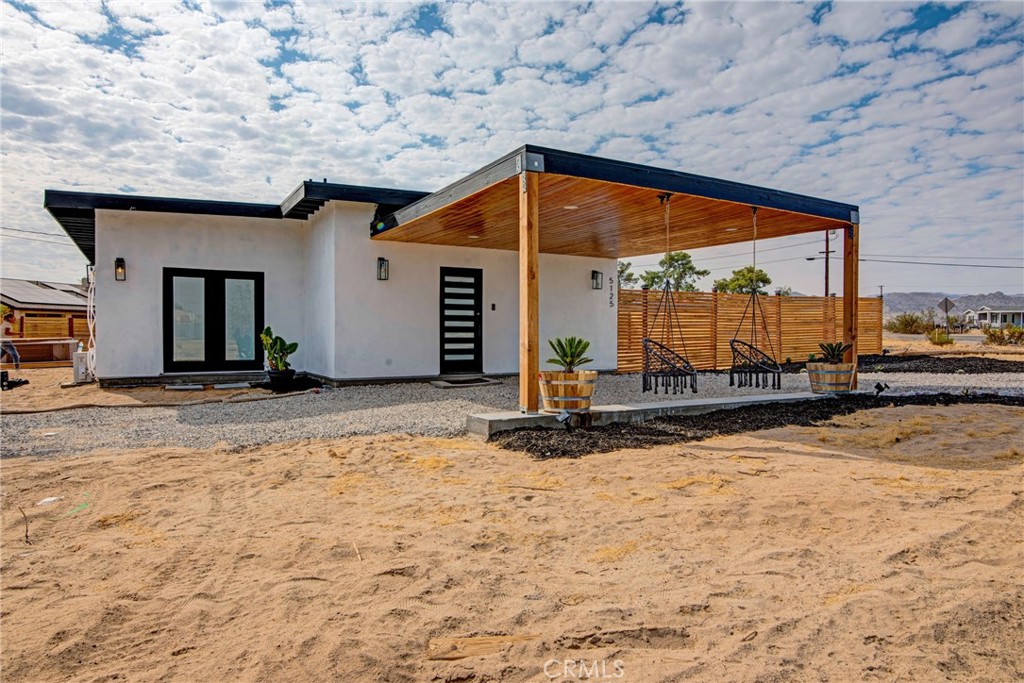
[[260, 325, 299, 391], [806, 341, 855, 394], [538, 336, 598, 414]]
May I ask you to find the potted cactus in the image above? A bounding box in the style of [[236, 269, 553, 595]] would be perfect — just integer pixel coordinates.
[[806, 341, 855, 394], [260, 326, 299, 391], [538, 336, 597, 414]]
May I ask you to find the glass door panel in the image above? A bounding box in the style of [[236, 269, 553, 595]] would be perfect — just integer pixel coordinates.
[[225, 278, 256, 361], [172, 277, 205, 362]]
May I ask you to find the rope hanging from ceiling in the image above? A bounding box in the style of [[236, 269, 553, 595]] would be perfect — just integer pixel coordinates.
[[728, 206, 783, 390], [642, 192, 697, 394]]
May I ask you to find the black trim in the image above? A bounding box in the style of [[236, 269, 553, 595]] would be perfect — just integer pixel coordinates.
[[162, 268, 265, 373], [375, 145, 859, 235], [281, 181, 429, 220], [372, 149, 524, 234], [439, 267, 483, 375], [44, 181, 427, 264]]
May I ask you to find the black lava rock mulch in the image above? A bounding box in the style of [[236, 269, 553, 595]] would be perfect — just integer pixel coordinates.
[[251, 374, 324, 394], [856, 354, 1024, 374], [492, 393, 1024, 459]]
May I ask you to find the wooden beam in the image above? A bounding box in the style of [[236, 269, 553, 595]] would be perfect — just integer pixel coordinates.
[[843, 223, 859, 388], [519, 171, 540, 413]]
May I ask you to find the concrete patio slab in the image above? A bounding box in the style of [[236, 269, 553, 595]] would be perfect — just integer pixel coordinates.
[[467, 391, 832, 438]]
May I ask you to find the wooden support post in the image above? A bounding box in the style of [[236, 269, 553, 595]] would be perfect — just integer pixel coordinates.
[[519, 171, 540, 413], [775, 294, 783, 362], [843, 223, 859, 388], [709, 291, 718, 370]]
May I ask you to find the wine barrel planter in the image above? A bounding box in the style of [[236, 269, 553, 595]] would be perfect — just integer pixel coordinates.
[[806, 362, 855, 394], [538, 370, 598, 414]]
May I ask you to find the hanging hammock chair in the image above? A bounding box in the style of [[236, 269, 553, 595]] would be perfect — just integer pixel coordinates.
[[729, 207, 783, 390], [642, 194, 698, 395]]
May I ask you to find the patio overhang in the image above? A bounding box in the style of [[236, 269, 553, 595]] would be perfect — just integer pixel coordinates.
[[371, 145, 858, 258], [374, 145, 862, 413]]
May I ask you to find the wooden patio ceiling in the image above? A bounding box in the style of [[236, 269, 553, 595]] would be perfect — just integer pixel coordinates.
[[371, 146, 858, 259]]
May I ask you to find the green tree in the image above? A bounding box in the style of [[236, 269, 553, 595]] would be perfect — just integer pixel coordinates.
[[617, 261, 638, 290], [775, 286, 793, 296], [713, 266, 772, 294], [638, 251, 709, 292]]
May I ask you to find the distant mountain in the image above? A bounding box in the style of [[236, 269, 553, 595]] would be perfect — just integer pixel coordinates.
[[883, 292, 1024, 318]]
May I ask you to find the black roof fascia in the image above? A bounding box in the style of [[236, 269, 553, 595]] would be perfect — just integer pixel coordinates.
[[375, 145, 859, 235], [44, 190, 284, 264], [527, 145, 859, 222], [281, 181, 429, 220], [371, 147, 526, 235], [44, 189, 282, 219], [45, 182, 429, 264]]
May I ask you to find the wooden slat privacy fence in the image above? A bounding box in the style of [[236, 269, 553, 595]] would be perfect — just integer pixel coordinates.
[[618, 291, 882, 372], [16, 311, 92, 348]]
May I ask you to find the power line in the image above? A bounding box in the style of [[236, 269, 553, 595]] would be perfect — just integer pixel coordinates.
[[860, 253, 1021, 261], [0, 233, 79, 246], [859, 258, 1023, 269], [624, 238, 823, 269], [1, 226, 70, 239]]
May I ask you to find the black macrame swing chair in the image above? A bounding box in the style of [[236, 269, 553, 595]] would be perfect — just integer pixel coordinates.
[[642, 194, 698, 395], [728, 207, 783, 390]]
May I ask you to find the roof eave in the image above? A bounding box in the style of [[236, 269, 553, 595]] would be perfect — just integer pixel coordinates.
[[375, 145, 860, 236]]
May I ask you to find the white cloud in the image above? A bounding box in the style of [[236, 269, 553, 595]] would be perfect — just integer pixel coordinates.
[[0, 1, 1021, 297]]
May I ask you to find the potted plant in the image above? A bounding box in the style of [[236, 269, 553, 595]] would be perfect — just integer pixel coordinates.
[[538, 336, 598, 414], [806, 341, 855, 394], [260, 326, 299, 391]]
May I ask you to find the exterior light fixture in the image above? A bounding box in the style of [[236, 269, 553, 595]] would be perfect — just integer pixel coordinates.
[[591, 270, 603, 290], [376, 257, 389, 281], [114, 257, 126, 281]]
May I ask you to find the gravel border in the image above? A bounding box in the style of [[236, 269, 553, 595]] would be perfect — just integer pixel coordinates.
[[1, 371, 1021, 459]]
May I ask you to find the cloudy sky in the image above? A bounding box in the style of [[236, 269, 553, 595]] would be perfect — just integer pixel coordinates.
[[1, 0, 1022, 296]]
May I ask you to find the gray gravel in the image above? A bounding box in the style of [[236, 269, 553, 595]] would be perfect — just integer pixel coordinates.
[[2, 371, 1022, 458]]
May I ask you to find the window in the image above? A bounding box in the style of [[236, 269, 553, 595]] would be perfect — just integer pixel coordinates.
[[163, 268, 264, 373]]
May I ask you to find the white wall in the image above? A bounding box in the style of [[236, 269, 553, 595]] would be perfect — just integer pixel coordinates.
[[329, 202, 618, 379], [94, 203, 618, 381], [301, 209, 337, 377], [94, 210, 307, 378]]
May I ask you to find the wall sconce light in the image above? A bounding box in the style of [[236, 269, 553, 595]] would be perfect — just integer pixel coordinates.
[[376, 257, 389, 281], [591, 270, 603, 290], [114, 257, 126, 281]]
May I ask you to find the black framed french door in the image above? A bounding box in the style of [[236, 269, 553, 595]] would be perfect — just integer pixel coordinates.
[[439, 267, 483, 374], [162, 268, 264, 373]]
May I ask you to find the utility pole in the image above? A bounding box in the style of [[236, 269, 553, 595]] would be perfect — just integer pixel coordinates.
[[817, 230, 836, 297]]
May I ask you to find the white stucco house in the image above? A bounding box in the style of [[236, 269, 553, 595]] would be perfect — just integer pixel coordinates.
[[46, 145, 859, 407], [964, 306, 1024, 329]]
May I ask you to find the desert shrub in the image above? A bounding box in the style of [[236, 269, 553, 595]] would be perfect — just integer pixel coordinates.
[[926, 329, 954, 346], [982, 325, 1024, 346], [885, 312, 934, 334]]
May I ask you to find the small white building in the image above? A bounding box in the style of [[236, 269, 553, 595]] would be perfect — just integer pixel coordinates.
[[964, 306, 1024, 329], [46, 145, 859, 408]]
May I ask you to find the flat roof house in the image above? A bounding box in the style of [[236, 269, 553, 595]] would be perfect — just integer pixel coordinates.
[[964, 307, 1024, 329], [46, 145, 860, 411]]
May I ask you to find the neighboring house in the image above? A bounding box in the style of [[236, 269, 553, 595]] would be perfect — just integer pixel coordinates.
[[45, 145, 860, 402], [0, 277, 90, 345], [965, 307, 1024, 329]]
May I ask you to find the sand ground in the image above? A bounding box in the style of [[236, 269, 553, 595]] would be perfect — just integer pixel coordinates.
[[0, 369, 276, 413], [2, 403, 1022, 682]]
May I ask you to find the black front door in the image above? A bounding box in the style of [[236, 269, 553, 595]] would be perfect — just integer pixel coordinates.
[[163, 268, 264, 373], [439, 267, 483, 374]]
